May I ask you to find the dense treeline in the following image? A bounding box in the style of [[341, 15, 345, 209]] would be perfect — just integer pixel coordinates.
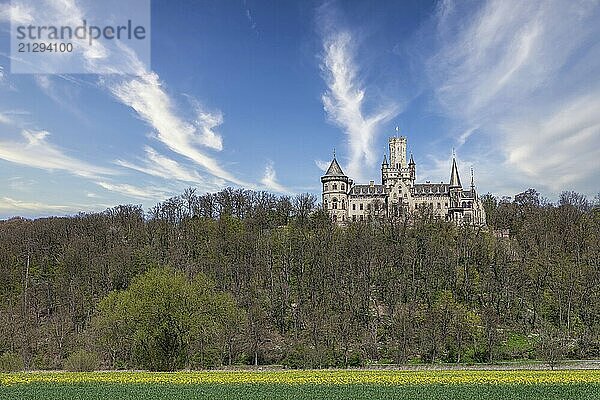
[[0, 187, 598, 370]]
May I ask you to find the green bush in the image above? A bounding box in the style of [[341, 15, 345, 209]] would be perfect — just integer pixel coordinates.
[[0, 352, 24, 371], [64, 350, 100, 372]]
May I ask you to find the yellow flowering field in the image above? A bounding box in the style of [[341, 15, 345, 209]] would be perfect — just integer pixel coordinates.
[[2, 369, 600, 386]]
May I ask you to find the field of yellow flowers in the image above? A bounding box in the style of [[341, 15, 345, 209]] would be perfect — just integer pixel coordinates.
[[2, 369, 600, 386], [2, 369, 600, 400]]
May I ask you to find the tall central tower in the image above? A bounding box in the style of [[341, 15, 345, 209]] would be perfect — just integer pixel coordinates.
[[389, 136, 407, 170]]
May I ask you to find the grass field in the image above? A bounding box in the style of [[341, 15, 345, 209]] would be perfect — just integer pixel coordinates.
[[1, 370, 599, 400]]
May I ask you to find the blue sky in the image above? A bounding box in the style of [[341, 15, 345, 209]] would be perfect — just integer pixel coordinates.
[[0, 0, 599, 218]]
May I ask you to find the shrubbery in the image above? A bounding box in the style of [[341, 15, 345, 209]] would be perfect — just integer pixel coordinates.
[[0, 352, 24, 372], [64, 350, 100, 372]]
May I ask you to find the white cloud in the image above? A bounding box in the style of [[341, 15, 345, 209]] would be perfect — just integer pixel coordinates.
[[115, 146, 219, 188], [95, 181, 172, 200], [0, 197, 110, 216], [194, 110, 224, 151], [0, 130, 114, 179], [6, 0, 250, 193], [0, 2, 34, 24], [426, 0, 600, 196], [260, 161, 291, 194], [0, 197, 71, 212], [0, 113, 12, 125], [108, 72, 248, 186], [320, 30, 398, 181], [314, 159, 330, 172]]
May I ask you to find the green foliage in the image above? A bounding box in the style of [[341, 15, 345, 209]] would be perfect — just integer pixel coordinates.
[[499, 333, 536, 360], [64, 350, 100, 372], [0, 188, 599, 369], [92, 267, 243, 371], [0, 352, 23, 372], [2, 383, 600, 400]]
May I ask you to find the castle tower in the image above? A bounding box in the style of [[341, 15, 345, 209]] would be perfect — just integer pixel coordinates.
[[321, 155, 349, 223], [408, 152, 416, 184], [381, 154, 388, 185], [389, 136, 407, 170], [448, 155, 463, 222], [449, 156, 462, 189]]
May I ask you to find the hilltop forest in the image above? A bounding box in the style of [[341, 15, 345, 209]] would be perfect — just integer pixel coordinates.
[[0, 188, 598, 371]]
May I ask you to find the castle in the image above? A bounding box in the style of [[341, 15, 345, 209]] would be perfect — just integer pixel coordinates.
[[321, 135, 486, 225]]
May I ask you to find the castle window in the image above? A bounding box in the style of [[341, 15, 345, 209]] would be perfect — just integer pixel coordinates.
[[333, 198, 338, 209], [437, 202, 441, 209], [342, 200, 346, 210], [333, 183, 338, 190], [359, 215, 364, 221], [341, 183, 346, 191], [445, 202, 448, 207], [333, 215, 337, 222], [324, 200, 328, 209], [352, 204, 356, 211], [324, 183, 328, 191], [352, 215, 356, 222], [360, 203, 363, 210], [462, 201, 466, 208]]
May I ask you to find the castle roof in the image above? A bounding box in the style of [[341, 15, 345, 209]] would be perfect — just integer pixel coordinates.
[[413, 183, 449, 195], [349, 184, 387, 196], [324, 157, 346, 177], [449, 157, 462, 188]]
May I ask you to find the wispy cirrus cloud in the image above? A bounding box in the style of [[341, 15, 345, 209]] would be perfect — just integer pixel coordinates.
[[0, 129, 114, 179], [260, 161, 291, 194], [0, 197, 71, 212], [0, 112, 12, 125], [0, 197, 112, 217], [108, 71, 248, 186], [426, 0, 600, 195], [115, 145, 219, 188], [0, 2, 33, 24], [320, 25, 398, 181], [7, 0, 246, 192], [95, 181, 172, 201]]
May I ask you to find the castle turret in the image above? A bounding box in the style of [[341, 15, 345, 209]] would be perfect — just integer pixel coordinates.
[[321, 155, 349, 223], [408, 152, 416, 183], [381, 154, 388, 185], [449, 157, 462, 188], [448, 155, 463, 222]]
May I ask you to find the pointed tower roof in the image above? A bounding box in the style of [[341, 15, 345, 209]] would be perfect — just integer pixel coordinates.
[[449, 157, 462, 188], [324, 157, 346, 177], [382, 154, 388, 165], [409, 152, 415, 165]]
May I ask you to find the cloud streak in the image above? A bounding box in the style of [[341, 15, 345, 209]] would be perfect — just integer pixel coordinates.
[[426, 0, 600, 196], [95, 181, 172, 200], [115, 146, 220, 189], [108, 72, 248, 186], [260, 161, 291, 194], [320, 28, 398, 181], [0, 130, 115, 179]]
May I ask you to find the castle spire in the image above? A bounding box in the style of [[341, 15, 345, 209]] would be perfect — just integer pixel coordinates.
[[324, 157, 345, 177], [449, 156, 461, 188], [382, 154, 388, 166], [470, 167, 475, 191]]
